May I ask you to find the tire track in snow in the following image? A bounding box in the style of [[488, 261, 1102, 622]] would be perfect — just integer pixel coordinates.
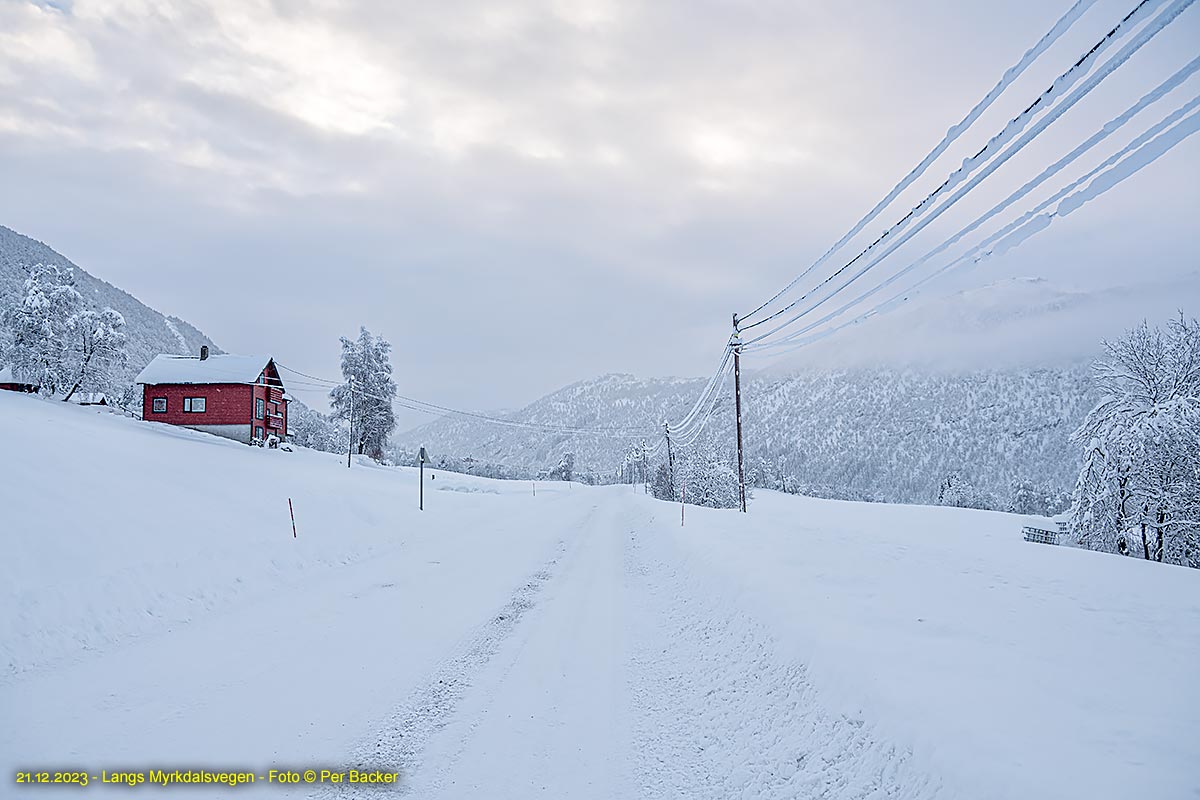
[[627, 531, 951, 800], [402, 499, 635, 798], [324, 507, 597, 797]]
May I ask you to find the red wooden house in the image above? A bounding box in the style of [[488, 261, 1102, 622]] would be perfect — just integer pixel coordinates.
[[135, 347, 289, 445]]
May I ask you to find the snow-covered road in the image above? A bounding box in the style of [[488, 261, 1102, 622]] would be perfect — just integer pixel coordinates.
[[3, 394, 1199, 799], [2, 493, 583, 794], [383, 499, 637, 799], [335, 495, 950, 800]]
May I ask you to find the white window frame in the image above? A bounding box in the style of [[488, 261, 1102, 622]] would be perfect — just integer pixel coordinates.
[[152, 397, 167, 413], [256, 397, 265, 420], [183, 397, 206, 413]]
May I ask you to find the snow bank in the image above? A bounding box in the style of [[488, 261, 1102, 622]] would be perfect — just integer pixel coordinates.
[[2, 390, 1196, 800], [0, 391, 559, 681], [656, 491, 1200, 800]]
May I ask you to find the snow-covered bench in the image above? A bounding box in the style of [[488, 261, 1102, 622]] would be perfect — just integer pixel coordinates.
[[1022, 526, 1059, 545]]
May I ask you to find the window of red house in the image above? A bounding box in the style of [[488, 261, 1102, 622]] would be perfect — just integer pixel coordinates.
[[152, 397, 167, 413], [183, 397, 206, 413], [256, 398, 265, 419]]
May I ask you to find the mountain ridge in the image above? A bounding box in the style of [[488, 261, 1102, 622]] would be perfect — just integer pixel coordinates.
[[393, 363, 1097, 506], [0, 224, 220, 384]]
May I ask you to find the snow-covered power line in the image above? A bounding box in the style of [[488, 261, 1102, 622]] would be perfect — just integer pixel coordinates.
[[746, 94, 1200, 359], [742, 0, 1195, 348], [659, 344, 735, 445], [739, 0, 1176, 339], [659, 350, 736, 450], [737, 0, 1102, 326], [272, 363, 338, 385], [275, 363, 656, 438], [674, 373, 732, 449], [667, 344, 734, 435], [747, 56, 1200, 352]]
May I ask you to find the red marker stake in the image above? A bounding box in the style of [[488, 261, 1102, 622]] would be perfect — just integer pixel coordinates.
[[288, 498, 297, 538]]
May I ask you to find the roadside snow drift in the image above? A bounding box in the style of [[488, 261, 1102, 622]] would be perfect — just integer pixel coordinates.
[[1, 390, 1197, 799]]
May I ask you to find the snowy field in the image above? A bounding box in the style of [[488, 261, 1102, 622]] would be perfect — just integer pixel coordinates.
[[2, 390, 1198, 799]]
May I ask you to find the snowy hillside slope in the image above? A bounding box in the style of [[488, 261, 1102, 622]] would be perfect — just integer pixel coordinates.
[[643, 494, 1200, 800], [0, 225, 219, 378], [396, 274, 1197, 504], [1, 392, 1197, 800], [0, 391, 567, 682], [397, 366, 1096, 504], [742, 365, 1095, 503]]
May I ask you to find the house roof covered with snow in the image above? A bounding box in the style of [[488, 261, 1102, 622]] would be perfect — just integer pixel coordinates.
[[134, 354, 275, 385], [72, 392, 108, 404], [0, 365, 34, 384]]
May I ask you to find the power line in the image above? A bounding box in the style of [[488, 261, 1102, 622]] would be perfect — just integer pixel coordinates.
[[743, 0, 1194, 348], [739, 0, 1169, 338], [643, 342, 737, 451], [748, 57, 1200, 352], [747, 95, 1200, 359], [666, 344, 734, 435], [738, 0, 1103, 324], [274, 363, 346, 384], [675, 376, 732, 448], [656, 348, 734, 451]]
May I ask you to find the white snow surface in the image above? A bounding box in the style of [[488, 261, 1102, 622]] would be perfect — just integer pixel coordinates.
[[134, 353, 273, 385], [1, 390, 1198, 799]]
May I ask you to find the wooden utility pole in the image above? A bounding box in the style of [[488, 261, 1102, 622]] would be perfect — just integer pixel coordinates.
[[663, 422, 675, 499], [732, 313, 747, 513], [346, 375, 354, 469], [419, 446, 427, 511], [641, 440, 649, 494]]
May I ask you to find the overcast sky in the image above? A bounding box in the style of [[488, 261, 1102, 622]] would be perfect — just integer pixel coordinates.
[[2, 0, 1198, 423]]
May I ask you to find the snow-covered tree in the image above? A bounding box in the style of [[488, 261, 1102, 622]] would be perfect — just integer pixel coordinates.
[[1070, 433, 1137, 556], [1140, 414, 1200, 565], [2, 264, 83, 395], [329, 327, 397, 460], [62, 307, 127, 402], [1069, 314, 1200, 567], [679, 431, 741, 509], [936, 472, 998, 510], [549, 451, 575, 482], [620, 443, 646, 485], [288, 399, 347, 453], [1007, 478, 1072, 516]]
